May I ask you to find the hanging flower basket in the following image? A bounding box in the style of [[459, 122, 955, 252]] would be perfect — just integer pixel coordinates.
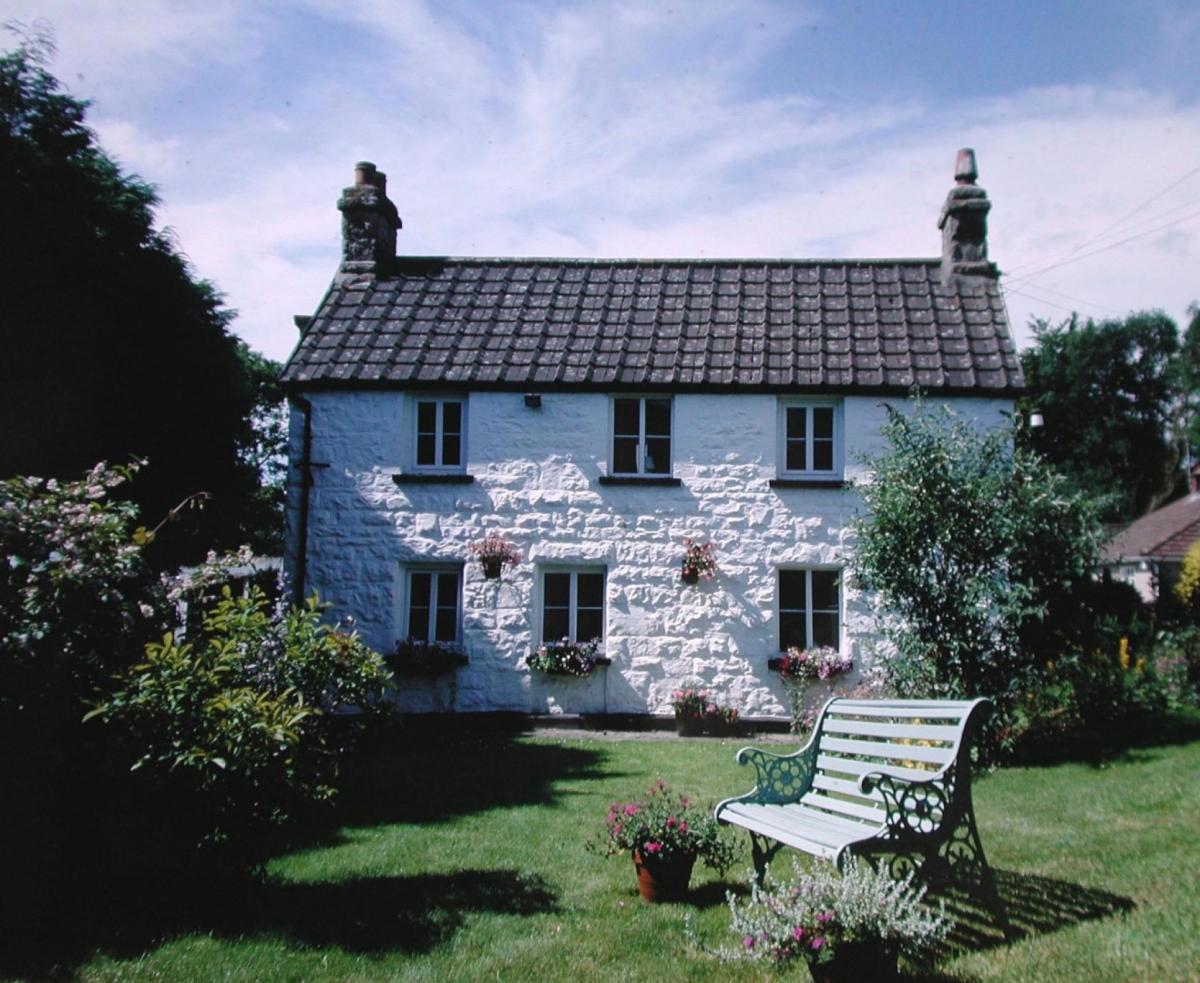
[[680, 537, 717, 585], [468, 534, 520, 579]]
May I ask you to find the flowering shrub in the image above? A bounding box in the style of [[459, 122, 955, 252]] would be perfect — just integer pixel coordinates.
[[681, 537, 718, 582], [724, 857, 949, 968], [468, 534, 521, 572], [778, 646, 854, 683], [671, 688, 710, 719], [527, 637, 601, 676], [590, 781, 736, 872]]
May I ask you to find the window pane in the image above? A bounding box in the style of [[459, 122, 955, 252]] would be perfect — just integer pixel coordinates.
[[442, 434, 461, 467], [613, 436, 638, 473], [813, 439, 834, 472], [779, 611, 807, 650], [812, 612, 839, 649], [644, 437, 671, 474], [417, 401, 437, 433], [786, 439, 806, 472], [435, 607, 457, 642], [576, 573, 604, 608], [645, 398, 671, 436], [543, 607, 570, 642], [811, 570, 839, 610], [437, 572, 459, 607], [787, 406, 807, 440], [779, 570, 806, 609], [544, 573, 570, 608], [576, 609, 603, 643], [813, 406, 834, 439], [408, 607, 431, 641], [410, 572, 432, 607], [416, 434, 436, 466], [441, 400, 462, 436], [613, 398, 640, 436]]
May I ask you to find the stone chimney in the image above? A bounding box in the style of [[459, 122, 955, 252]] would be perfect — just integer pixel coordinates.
[[338, 161, 400, 276], [938, 148, 995, 281]]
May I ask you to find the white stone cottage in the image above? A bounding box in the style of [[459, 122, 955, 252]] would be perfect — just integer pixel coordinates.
[[280, 150, 1023, 720]]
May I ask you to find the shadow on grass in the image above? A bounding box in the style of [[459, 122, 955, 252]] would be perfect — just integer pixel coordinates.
[[2, 867, 558, 979], [913, 867, 1135, 973], [1011, 710, 1200, 769]]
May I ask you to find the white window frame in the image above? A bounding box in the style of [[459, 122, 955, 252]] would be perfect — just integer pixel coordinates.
[[777, 566, 841, 652], [401, 564, 463, 644], [777, 399, 842, 478], [411, 395, 467, 473], [609, 395, 674, 476], [537, 565, 607, 647]]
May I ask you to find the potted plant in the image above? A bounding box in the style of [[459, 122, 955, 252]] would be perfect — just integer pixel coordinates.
[[388, 639, 468, 676], [704, 702, 741, 737], [468, 534, 521, 579], [589, 781, 736, 902], [680, 537, 718, 585], [723, 856, 950, 980], [527, 637, 603, 676], [671, 688, 709, 735]]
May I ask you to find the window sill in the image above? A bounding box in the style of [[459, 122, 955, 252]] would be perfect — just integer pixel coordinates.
[[769, 478, 851, 490], [393, 473, 476, 485], [598, 475, 682, 486]]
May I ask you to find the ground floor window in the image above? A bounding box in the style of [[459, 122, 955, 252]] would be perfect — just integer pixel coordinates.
[[541, 568, 605, 644], [405, 567, 461, 643], [778, 568, 840, 650]]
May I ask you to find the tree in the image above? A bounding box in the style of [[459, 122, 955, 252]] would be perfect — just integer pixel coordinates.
[[0, 37, 282, 563], [1017, 312, 1181, 524], [851, 399, 1105, 757], [1171, 303, 1200, 474]]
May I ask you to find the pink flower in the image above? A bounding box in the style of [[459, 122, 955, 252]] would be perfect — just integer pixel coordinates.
[[643, 841, 662, 854], [742, 935, 755, 949], [816, 911, 833, 924], [792, 925, 805, 941], [665, 816, 678, 828], [678, 821, 688, 833], [624, 805, 639, 817], [810, 937, 824, 951]]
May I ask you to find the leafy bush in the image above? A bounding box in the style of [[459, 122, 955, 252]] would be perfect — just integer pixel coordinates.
[[86, 587, 394, 859], [1148, 626, 1200, 708], [1175, 541, 1200, 617], [851, 399, 1105, 760], [721, 856, 950, 968]]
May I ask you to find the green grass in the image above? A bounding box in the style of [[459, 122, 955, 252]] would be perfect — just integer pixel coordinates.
[[17, 716, 1200, 981]]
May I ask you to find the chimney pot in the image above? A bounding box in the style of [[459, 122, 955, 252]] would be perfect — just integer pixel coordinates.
[[354, 161, 377, 187], [955, 148, 978, 184]]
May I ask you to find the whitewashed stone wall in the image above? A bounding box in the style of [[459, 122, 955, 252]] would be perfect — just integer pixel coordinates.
[[285, 391, 1012, 717]]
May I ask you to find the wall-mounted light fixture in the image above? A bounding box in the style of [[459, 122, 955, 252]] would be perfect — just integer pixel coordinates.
[[524, 393, 542, 409]]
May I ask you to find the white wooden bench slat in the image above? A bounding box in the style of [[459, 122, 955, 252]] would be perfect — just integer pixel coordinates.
[[811, 771, 884, 802], [720, 803, 860, 858], [818, 735, 955, 766], [827, 700, 976, 718], [815, 754, 936, 783], [788, 801, 881, 838], [821, 718, 961, 742], [800, 790, 888, 825]]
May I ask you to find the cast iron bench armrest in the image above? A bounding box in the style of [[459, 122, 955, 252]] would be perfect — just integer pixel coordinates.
[[858, 765, 957, 840]]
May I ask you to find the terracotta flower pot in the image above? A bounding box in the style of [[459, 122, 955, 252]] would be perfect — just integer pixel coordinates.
[[633, 850, 696, 902], [807, 941, 897, 982]]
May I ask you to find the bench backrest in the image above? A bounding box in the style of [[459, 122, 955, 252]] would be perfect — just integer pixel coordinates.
[[802, 697, 989, 834]]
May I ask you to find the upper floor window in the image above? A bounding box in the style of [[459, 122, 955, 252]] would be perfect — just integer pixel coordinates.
[[612, 396, 672, 476], [405, 566, 462, 643], [778, 568, 840, 651], [779, 401, 841, 478], [414, 397, 465, 471], [541, 568, 606, 644]]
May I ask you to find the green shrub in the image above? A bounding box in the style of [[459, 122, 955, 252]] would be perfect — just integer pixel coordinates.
[[1148, 626, 1200, 708], [87, 586, 394, 860]]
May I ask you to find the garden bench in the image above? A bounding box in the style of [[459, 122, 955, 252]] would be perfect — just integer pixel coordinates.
[[716, 697, 1010, 931]]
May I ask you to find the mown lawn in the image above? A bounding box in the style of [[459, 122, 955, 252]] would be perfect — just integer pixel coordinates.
[[24, 714, 1200, 981]]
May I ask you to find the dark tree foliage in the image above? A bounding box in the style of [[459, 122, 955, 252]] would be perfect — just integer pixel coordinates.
[[1173, 303, 1200, 468], [0, 39, 282, 563], [1017, 312, 1180, 523]]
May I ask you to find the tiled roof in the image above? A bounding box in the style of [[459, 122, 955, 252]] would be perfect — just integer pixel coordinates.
[[280, 256, 1024, 393], [1105, 494, 1200, 563]]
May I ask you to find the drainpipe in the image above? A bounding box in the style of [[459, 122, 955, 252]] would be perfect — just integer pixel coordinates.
[[291, 395, 314, 608]]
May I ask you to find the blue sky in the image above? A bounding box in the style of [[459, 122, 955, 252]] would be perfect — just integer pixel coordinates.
[[3, 0, 1198, 362]]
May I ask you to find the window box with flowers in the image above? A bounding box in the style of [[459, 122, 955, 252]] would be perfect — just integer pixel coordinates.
[[588, 781, 735, 902], [468, 534, 521, 579], [526, 637, 610, 677], [387, 639, 469, 677], [680, 537, 718, 585], [769, 646, 855, 734]]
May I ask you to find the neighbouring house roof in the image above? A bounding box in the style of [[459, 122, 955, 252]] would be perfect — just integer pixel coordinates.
[[280, 257, 1023, 393], [1105, 493, 1200, 564]]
